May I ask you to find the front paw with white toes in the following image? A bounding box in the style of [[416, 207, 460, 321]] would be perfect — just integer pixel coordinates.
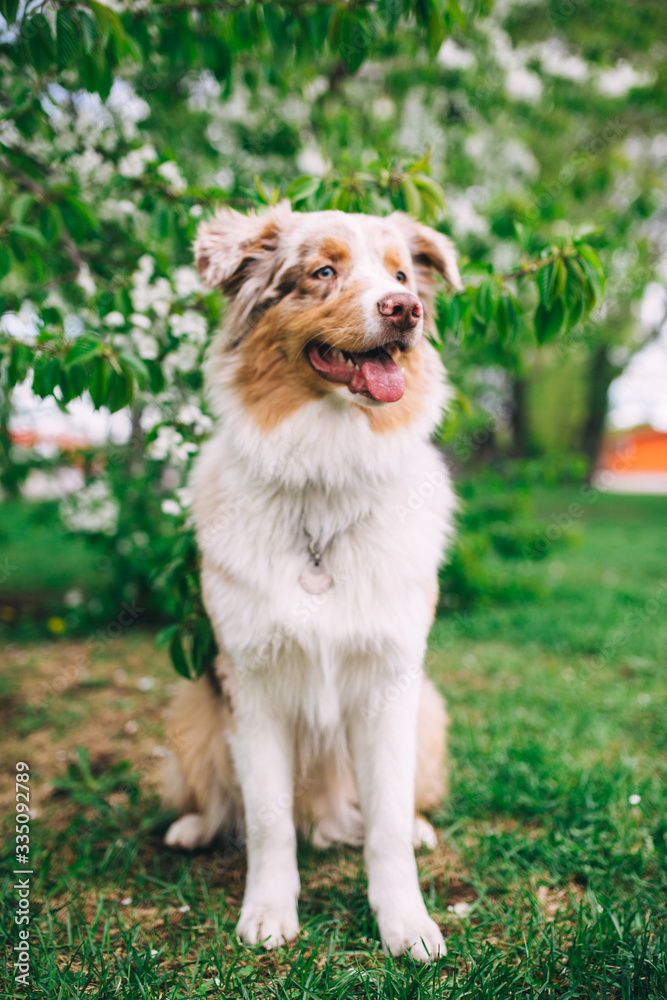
[[378, 907, 446, 963], [236, 901, 299, 950]]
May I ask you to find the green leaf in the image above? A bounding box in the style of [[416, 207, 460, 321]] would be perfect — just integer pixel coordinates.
[[78, 10, 98, 53], [10, 193, 35, 224], [286, 175, 322, 205], [7, 341, 32, 386], [9, 223, 47, 247], [412, 174, 446, 212], [64, 335, 104, 368], [118, 351, 150, 385], [89, 357, 111, 407], [534, 299, 565, 344], [0, 245, 10, 281], [0, 0, 21, 26], [474, 279, 499, 325], [400, 176, 422, 218], [32, 356, 61, 398], [87, 0, 126, 46], [547, 257, 566, 307], [169, 631, 192, 679], [537, 263, 552, 306], [57, 8, 80, 70], [25, 14, 55, 76], [576, 243, 604, 280], [156, 623, 181, 650]]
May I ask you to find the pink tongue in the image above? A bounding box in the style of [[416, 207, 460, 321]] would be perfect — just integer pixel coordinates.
[[360, 352, 405, 403]]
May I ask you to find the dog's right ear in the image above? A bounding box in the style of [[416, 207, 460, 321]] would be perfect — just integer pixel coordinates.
[[194, 201, 292, 296]]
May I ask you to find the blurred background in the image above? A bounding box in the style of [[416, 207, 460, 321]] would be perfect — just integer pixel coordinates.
[[2, 3, 667, 995], [1, 0, 666, 643]]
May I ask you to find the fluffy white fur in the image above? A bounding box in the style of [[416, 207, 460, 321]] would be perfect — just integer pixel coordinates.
[[163, 205, 459, 962]]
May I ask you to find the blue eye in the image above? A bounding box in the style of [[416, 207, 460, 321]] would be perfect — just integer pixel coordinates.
[[396, 270, 407, 283], [313, 265, 336, 279]]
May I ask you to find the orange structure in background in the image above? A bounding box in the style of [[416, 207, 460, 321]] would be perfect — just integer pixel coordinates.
[[595, 426, 667, 494]]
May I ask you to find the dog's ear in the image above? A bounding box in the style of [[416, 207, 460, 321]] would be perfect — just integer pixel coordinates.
[[194, 201, 292, 295], [392, 214, 463, 319]]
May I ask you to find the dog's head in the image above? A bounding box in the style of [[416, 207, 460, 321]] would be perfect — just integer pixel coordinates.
[[195, 203, 461, 427]]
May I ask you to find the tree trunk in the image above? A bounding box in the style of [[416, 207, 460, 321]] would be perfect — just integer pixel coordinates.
[[510, 374, 530, 456], [580, 345, 617, 465]]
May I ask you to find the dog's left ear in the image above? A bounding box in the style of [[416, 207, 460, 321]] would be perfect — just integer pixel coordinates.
[[392, 214, 463, 318], [194, 200, 292, 295]]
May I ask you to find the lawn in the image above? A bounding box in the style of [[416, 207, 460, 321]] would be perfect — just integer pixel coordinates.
[[1, 487, 666, 998]]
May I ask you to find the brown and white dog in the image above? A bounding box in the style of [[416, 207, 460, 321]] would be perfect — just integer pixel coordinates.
[[163, 203, 461, 961]]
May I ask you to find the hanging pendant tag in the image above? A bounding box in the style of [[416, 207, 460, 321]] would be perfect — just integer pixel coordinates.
[[299, 557, 333, 595]]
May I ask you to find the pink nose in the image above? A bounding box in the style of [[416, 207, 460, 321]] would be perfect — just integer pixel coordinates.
[[377, 292, 423, 331]]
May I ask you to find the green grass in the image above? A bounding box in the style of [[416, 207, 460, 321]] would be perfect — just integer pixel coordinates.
[[0, 499, 111, 597], [0, 488, 666, 998]]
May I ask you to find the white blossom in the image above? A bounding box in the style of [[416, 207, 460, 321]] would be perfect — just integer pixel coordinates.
[[161, 498, 182, 516], [597, 61, 655, 98], [157, 160, 187, 192], [149, 425, 198, 463], [76, 265, 96, 298], [169, 310, 208, 343], [0, 302, 42, 344], [118, 143, 157, 178], [131, 329, 159, 360], [130, 313, 152, 330], [104, 311, 126, 328], [99, 198, 137, 222], [177, 402, 213, 434], [60, 480, 120, 536], [173, 266, 203, 298], [163, 341, 201, 377], [437, 39, 475, 70], [505, 67, 543, 103]]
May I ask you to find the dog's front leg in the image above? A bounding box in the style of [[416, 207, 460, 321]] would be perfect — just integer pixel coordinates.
[[349, 674, 445, 963], [230, 686, 300, 949]]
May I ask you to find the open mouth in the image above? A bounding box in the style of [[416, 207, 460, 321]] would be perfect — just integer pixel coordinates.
[[307, 342, 406, 403]]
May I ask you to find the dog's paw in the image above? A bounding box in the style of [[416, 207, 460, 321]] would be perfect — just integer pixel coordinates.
[[164, 813, 209, 850], [236, 902, 299, 949], [379, 910, 446, 963], [413, 815, 438, 851]]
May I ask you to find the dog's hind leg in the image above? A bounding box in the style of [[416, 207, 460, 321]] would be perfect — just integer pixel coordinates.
[[413, 675, 448, 850], [162, 667, 242, 850]]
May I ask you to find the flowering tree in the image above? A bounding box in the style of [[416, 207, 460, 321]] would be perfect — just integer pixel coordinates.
[[1, 0, 665, 672]]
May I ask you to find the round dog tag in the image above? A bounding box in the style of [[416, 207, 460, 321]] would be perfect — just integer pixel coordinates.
[[299, 558, 333, 595]]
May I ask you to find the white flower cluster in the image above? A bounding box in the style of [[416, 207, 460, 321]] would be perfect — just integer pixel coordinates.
[[168, 310, 208, 343], [60, 480, 120, 536], [130, 255, 173, 316], [0, 302, 42, 344], [157, 161, 187, 193], [148, 426, 199, 464], [118, 143, 158, 179]]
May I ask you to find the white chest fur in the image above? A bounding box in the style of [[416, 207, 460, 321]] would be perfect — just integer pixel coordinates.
[[191, 343, 456, 729]]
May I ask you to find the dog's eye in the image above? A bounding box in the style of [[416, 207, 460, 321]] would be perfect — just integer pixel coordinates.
[[313, 265, 336, 279], [396, 270, 407, 283]]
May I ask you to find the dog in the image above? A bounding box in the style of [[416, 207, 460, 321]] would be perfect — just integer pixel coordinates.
[[162, 202, 461, 962]]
